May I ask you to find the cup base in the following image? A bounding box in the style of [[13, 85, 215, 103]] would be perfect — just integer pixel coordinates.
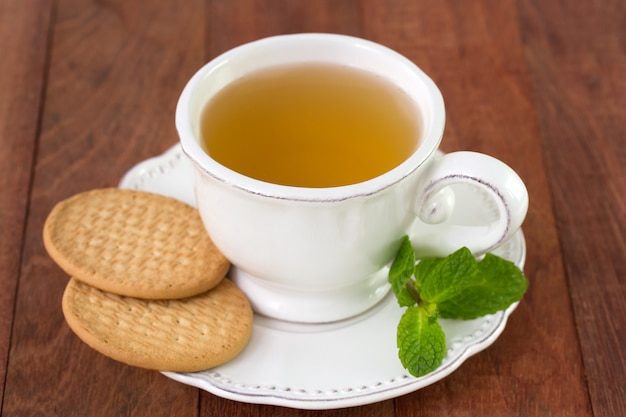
[[229, 267, 391, 323]]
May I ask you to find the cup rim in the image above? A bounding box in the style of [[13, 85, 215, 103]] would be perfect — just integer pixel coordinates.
[[176, 33, 445, 202]]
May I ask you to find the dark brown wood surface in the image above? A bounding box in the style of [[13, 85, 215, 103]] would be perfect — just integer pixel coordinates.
[[1, 0, 623, 416]]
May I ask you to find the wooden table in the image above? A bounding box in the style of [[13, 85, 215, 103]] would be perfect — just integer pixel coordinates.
[[1, 1, 624, 416]]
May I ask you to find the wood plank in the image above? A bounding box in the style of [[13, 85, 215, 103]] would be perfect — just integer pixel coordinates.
[[2, 0, 205, 415], [362, 0, 592, 415], [0, 0, 53, 409], [207, 0, 362, 58], [518, 0, 626, 415], [200, 397, 395, 417]]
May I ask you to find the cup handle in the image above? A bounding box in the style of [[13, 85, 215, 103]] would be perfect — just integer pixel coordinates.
[[410, 151, 528, 257]]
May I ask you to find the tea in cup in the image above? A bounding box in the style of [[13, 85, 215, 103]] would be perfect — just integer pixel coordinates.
[[176, 34, 528, 323]]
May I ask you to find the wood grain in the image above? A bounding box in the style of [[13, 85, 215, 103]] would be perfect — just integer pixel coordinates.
[[518, 0, 626, 415], [207, 0, 361, 58], [0, 0, 53, 409], [2, 0, 205, 415]]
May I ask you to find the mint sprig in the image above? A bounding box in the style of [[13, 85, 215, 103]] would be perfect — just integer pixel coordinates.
[[389, 236, 528, 377]]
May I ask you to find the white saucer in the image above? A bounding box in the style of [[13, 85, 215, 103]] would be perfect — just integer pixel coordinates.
[[119, 145, 526, 410]]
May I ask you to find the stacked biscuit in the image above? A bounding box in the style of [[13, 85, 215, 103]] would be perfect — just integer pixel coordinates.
[[43, 188, 253, 372]]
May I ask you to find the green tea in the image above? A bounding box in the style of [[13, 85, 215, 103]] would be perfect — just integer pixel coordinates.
[[200, 63, 420, 187]]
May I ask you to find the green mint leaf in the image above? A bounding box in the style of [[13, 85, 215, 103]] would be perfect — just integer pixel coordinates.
[[413, 256, 444, 287], [417, 247, 478, 304], [437, 253, 529, 320], [388, 236, 417, 307], [397, 305, 446, 377]]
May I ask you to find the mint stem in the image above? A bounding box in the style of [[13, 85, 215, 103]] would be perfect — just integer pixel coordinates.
[[405, 281, 421, 304]]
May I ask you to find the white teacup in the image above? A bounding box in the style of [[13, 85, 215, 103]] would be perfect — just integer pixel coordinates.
[[176, 34, 528, 323]]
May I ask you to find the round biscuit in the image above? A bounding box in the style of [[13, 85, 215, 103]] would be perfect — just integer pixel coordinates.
[[62, 278, 253, 372], [43, 188, 229, 299]]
